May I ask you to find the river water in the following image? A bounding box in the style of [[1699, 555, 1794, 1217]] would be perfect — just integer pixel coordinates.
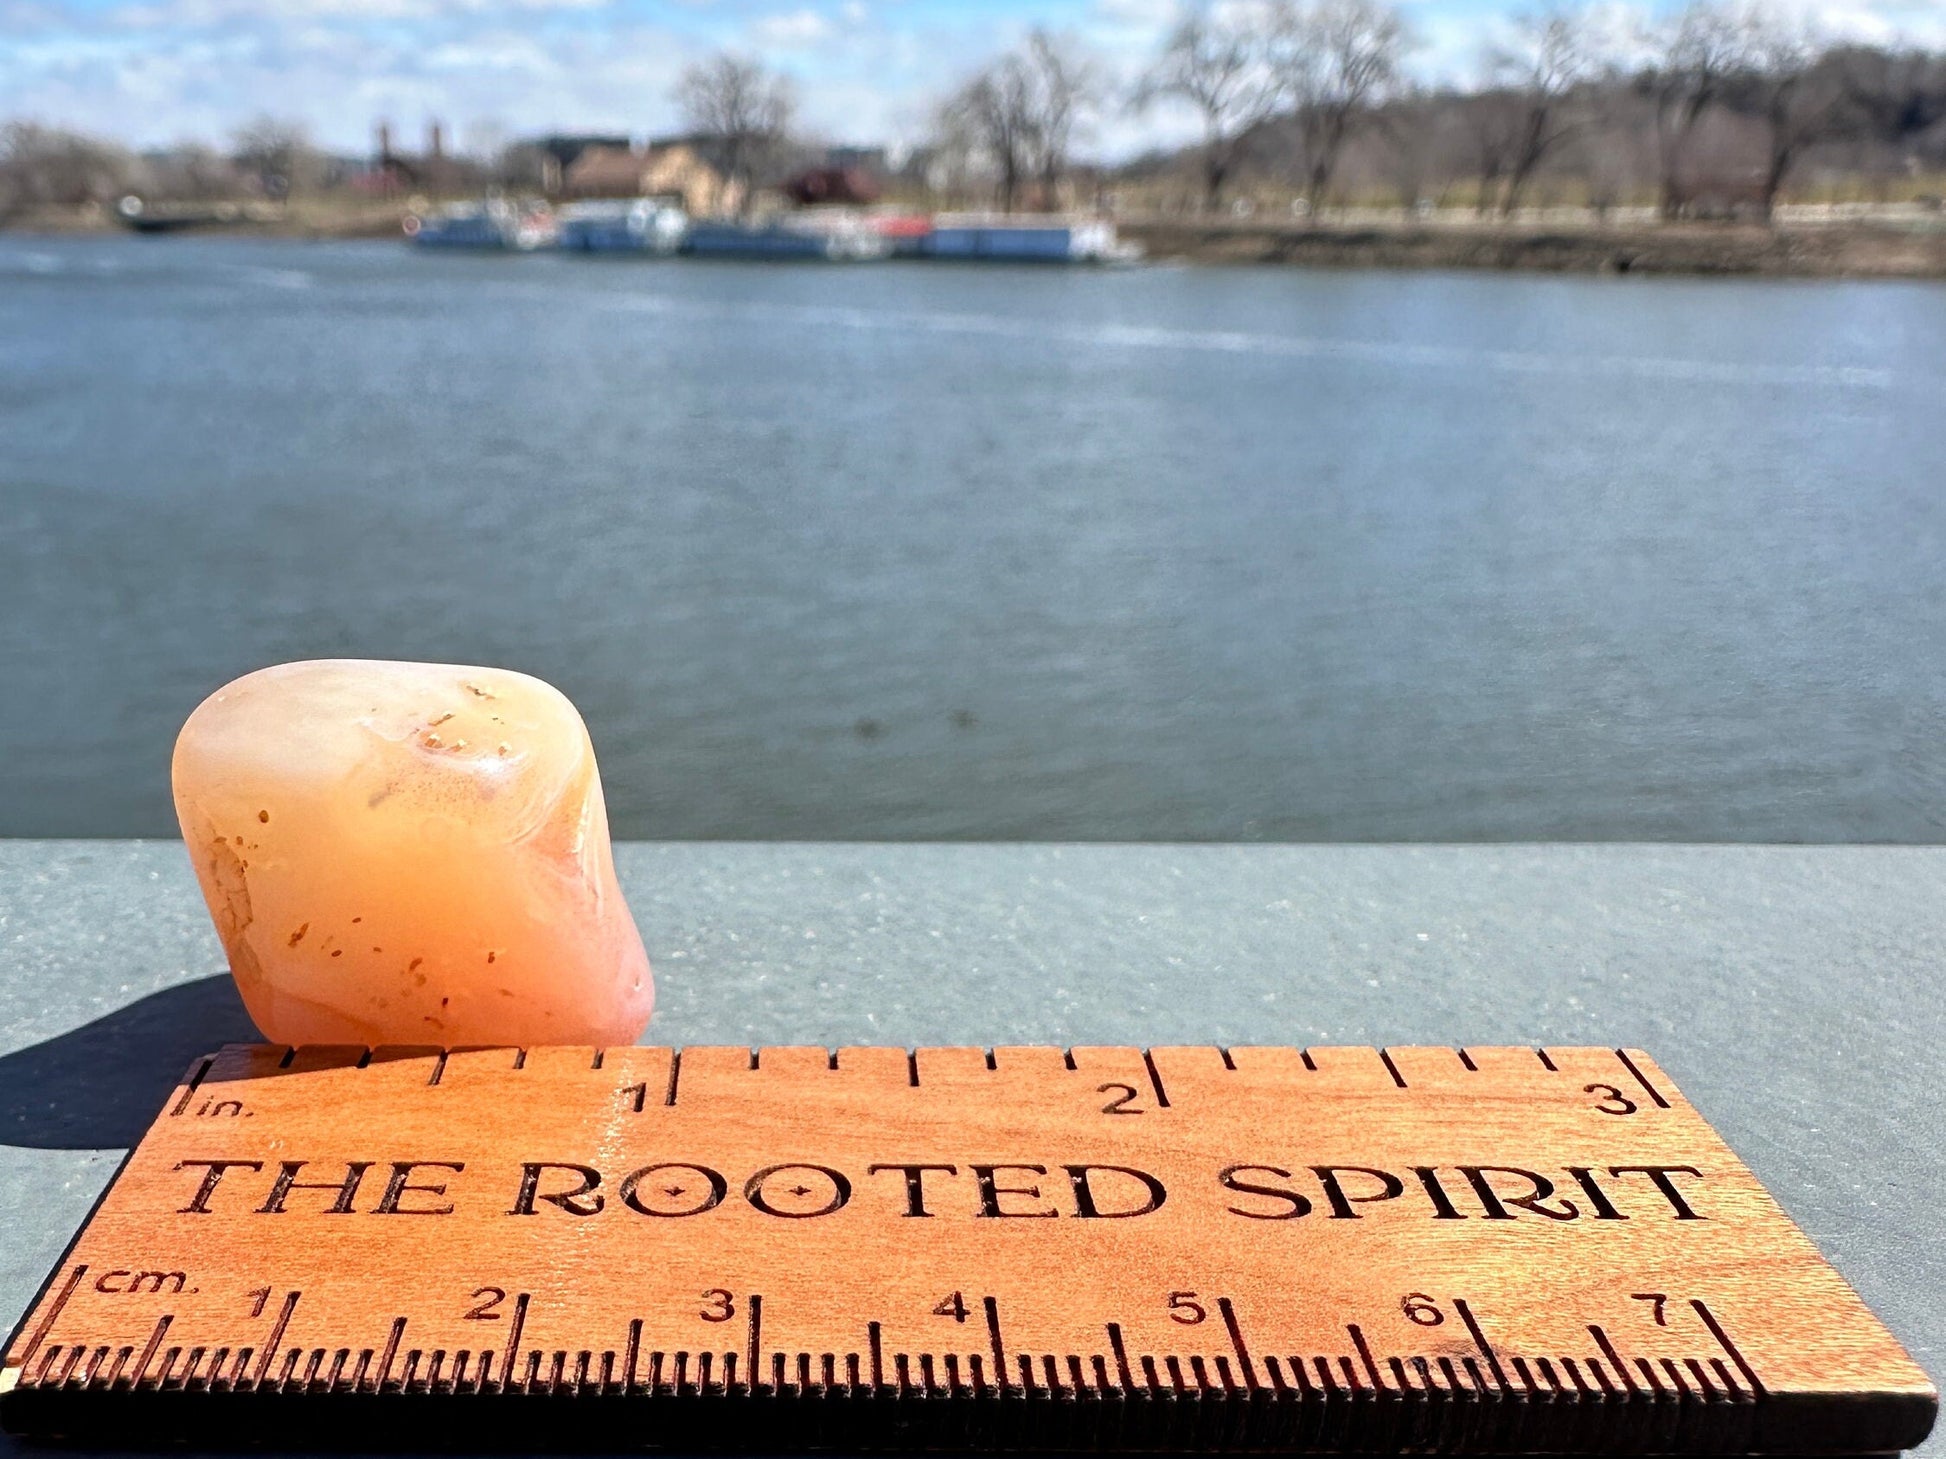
[[3, 235, 1943, 840]]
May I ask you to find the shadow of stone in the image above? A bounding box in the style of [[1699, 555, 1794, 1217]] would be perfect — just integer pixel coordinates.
[[0, 975, 256, 1150]]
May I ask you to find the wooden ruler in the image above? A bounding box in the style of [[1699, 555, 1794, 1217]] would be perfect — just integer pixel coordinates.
[[1, 1044, 1934, 1453]]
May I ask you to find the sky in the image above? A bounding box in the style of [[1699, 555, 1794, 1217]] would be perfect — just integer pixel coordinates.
[[3, 0, 1943, 161]]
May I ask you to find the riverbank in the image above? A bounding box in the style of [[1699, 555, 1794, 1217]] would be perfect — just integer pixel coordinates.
[[9, 201, 1946, 277], [1123, 216, 1946, 278]]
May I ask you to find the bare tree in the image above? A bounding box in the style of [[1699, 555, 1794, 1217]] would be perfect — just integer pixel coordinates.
[[1134, 4, 1283, 212], [1022, 29, 1102, 209], [1457, 88, 1523, 214], [230, 116, 313, 201], [1834, 45, 1946, 155], [676, 53, 796, 215], [936, 30, 1103, 214], [1481, 3, 1600, 215], [1639, 1, 1751, 219], [0, 123, 133, 221], [1728, 14, 1840, 221], [143, 143, 241, 203], [1277, 0, 1412, 209], [937, 56, 1036, 212]]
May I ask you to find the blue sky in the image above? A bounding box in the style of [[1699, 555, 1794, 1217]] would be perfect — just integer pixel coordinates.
[[4, 0, 1941, 158]]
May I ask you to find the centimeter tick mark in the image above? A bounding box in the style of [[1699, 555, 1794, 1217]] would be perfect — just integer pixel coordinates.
[[1692, 1300, 1765, 1395], [16, 1264, 87, 1374], [499, 1294, 529, 1393], [984, 1298, 1007, 1390], [1141, 1051, 1171, 1109], [1453, 1298, 1507, 1389], [1614, 1051, 1671, 1109], [1216, 1297, 1258, 1390], [1378, 1049, 1408, 1088], [253, 1292, 299, 1389]]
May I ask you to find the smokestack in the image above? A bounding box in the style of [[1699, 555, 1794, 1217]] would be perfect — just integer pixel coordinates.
[[428, 120, 444, 159], [376, 121, 393, 161]]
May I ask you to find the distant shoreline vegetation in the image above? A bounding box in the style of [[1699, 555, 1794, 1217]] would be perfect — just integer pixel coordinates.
[[2, 0, 1944, 258]]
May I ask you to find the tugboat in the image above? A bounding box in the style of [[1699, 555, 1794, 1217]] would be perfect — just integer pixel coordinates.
[[404, 198, 557, 251], [556, 199, 688, 255]]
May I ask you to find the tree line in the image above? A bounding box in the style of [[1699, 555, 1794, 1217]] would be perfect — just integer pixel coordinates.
[[4, 2, 1943, 226], [934, 1, 1946, 221]]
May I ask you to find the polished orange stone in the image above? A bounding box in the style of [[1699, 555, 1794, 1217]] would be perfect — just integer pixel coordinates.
[[172, 659, 652, 1046]]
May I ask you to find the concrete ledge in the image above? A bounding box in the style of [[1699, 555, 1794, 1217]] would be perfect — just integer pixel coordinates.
[[0, 840, 1939, 1449]]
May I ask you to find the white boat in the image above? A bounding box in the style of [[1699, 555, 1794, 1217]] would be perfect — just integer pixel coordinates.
[[404, 199, 557, 252], [556, 199, 688, 255]]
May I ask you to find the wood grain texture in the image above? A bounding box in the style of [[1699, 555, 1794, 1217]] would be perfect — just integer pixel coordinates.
[[0, 1044, 1933, 1452]]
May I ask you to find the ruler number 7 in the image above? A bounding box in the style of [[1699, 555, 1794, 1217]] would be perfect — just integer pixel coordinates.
[[1632, 1292, 1671, 1326]]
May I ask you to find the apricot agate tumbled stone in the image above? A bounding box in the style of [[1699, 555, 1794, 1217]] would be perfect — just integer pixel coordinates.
[[172, 660, 652, 1046]]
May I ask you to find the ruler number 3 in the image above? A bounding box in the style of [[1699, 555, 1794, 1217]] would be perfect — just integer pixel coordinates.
[[1585, 1083, 1639, 1116]]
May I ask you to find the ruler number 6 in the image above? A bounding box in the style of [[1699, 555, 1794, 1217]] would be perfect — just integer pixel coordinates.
[[1586, 1082, 1638, 1116], [1402, 1293, 1445, 1326]]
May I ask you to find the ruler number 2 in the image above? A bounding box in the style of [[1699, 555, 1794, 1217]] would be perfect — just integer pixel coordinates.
[[1098, 1083, 1143, 1115]]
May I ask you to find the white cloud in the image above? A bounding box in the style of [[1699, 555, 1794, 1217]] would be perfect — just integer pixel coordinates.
[[749, 7, 832, 47]]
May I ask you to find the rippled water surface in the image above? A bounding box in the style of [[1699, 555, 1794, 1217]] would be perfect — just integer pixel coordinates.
[[4, 235, 1944, 839]]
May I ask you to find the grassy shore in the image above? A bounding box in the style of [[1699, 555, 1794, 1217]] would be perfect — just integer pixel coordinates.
[[1122, 214, 1946, 278]]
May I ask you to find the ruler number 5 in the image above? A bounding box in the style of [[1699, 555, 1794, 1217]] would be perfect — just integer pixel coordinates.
[[1168, 1292, 1207, 1324], [1585, 1083, 1638, 1116]]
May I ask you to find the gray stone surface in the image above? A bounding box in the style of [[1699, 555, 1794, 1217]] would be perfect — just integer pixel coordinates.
[[0, 839, 1938, 1451]]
